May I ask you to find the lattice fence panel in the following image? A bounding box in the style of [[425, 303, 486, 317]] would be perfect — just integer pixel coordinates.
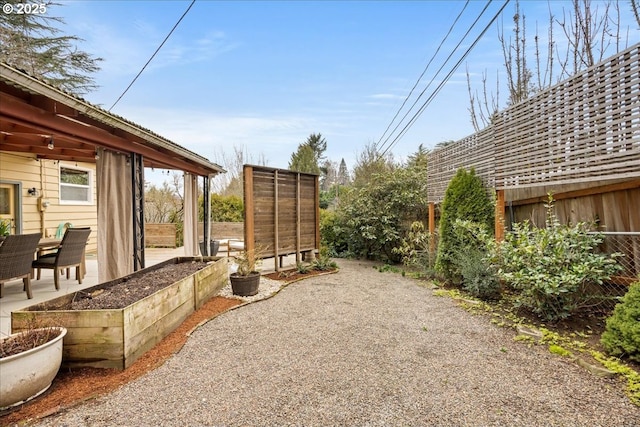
[[427, 127, 494, 203], [493, 44, 640, 188], [427, 44, 640, 202]]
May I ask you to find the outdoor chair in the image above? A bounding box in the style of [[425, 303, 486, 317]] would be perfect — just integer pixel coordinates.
[[32, 227, 91, 291], [0, 233, 42, 299]]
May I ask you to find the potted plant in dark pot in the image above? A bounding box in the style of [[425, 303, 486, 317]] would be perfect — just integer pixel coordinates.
[[0, 326, 67, 409], [230, 247, 262, 296]]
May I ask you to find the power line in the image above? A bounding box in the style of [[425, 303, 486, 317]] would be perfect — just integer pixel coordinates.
[[375, 0, 470, 151], [376, 0, 496, 156], [379, 0, 511, 158], [108, 0, 197, 111]]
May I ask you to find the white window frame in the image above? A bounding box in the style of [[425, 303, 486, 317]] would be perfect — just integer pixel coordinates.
[[59, 164, 93, 205]]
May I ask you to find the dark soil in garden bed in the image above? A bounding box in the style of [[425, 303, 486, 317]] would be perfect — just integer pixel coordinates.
[[68, 261, 210, 310]]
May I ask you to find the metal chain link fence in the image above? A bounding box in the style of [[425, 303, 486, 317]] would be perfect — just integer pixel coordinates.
[[426, 228, 638, 312], [588, 232, 640, 310]]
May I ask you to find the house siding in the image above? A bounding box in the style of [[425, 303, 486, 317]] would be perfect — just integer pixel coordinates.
[[0, 151, 98, 254]]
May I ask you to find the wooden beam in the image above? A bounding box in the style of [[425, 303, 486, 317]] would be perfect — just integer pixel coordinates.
[[274, 169, 279, 272], [495, 189, 505, 242], [243, 165, 255, 258], [510, 179, 640, 206], [296, 173, 301, 265], [315, 175, 320, 252], [0, 94, 214, 176]]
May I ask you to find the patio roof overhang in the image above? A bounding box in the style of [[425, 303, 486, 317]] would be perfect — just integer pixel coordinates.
[[0, 63, 225, 176]]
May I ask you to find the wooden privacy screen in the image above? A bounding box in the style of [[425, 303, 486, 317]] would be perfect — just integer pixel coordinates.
[[427, 43, 640, 203], [243, 165, 320, 271]]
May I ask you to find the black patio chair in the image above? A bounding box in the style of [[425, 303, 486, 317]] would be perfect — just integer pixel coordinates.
[[32, 227, 91, 291], [0, 233, 42, 299]]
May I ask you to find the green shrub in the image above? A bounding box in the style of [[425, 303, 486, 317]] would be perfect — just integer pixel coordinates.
[[452, 220, 501, 300], [330, 166, 428, 262], [491, 196, 622, 322], [393, 221, 434, 271], [319, 209, 350, 257], [457, 247, 501, 300], [208, 193, 244, 222], [296, 262, 310, 274], [435, 168, 494, 282], [312, 245, 338, 271], [601, 281, 640, 362]]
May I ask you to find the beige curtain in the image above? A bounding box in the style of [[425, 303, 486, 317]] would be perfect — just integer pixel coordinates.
[[183, 173, 200, 256], [97, 149, 133, 281]]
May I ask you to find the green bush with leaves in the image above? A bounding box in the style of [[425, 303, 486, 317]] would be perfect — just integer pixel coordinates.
[[393, 221, 434, 271], [453, 220, 501, 300], [319, 209, 350, 257], [490, 197, 622, 321], [435, 168, 494, 282], [207, 193, 244, 222], [335, 166, 428, 262], [601, 281, 640, 362], [312, 245, 338, 271]]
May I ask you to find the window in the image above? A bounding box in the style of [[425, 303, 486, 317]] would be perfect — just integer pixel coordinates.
[[60, 166, 92, 204]]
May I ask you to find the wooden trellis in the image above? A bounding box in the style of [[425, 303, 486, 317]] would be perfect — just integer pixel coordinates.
[[427, 43, 640, 204]]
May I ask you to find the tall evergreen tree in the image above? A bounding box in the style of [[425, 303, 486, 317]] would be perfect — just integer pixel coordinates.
[[305, 133, 327, 164], [337, 158, 349, 185], [407, 144, 429, 171], [288, 144, 320, 174], [0, 1, 102, 94]]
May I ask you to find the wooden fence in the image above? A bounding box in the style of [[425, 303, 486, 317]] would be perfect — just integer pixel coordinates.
[[144, 223, 176, 248], [425, 44, 640, 281], [427, 43, 640, 203], [243, 165, 320, 271]]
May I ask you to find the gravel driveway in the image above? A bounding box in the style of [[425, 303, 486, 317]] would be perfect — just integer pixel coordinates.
[[35, 259, 639, 426]]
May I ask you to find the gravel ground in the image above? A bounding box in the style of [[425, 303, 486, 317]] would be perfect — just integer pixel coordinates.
[[34, 259, 639, 426]]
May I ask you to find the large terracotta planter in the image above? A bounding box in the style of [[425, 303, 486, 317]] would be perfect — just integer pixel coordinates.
[[0, 327, 67, 410], [12, 257, 229, 370]]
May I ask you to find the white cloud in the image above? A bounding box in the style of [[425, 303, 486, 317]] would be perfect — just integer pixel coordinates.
[[115, 106, 319, 167], [74, 21, 239, 77], [369, 93, 404, 100]]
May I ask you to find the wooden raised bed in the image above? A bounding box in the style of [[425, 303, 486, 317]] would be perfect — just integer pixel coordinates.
[[11, 257, 229, 370]]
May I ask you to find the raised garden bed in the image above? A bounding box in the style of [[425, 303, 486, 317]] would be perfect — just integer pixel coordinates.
[[11, 257, 229, 370]]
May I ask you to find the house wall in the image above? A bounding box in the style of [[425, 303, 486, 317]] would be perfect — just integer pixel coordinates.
[[0, 151, 98, 253]]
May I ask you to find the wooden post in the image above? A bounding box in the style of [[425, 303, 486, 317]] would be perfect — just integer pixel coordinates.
[[274, 170, 279, 271], [296, 173, 301, 265], [315, 174, 320, 254], [428, 202, 436, 254], [495, 189, 505, 242], [243, 166, 254, 256]]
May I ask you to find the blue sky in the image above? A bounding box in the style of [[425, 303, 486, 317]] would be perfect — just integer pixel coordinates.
[[54, 1, 639, 184]]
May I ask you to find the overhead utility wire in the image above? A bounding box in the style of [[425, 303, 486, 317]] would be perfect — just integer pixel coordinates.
[[379, 0, 510, 158], [377, 0, 495, 156], [109, 0, 197, 111], [375, 0, 470, 151]]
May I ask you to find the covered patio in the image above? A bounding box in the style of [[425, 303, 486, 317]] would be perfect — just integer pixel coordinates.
[[0, 62, 225, 287]]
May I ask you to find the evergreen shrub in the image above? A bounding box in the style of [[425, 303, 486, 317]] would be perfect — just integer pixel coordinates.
[[601, 281, 640, 362], [434, 168, 494, 283]]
